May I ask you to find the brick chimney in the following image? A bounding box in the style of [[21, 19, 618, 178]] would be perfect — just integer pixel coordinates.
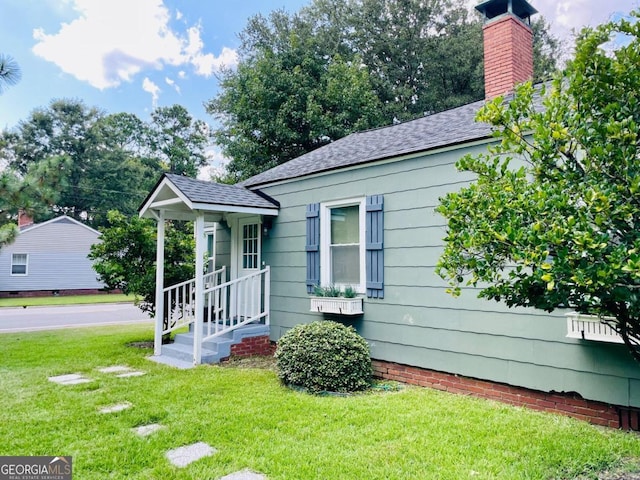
[[475, 0, 537, 99], [18, 209, 34, 230]]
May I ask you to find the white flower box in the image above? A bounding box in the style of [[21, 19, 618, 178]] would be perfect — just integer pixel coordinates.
[[310, 297, 363, 315], [565, 312, 624, 344]]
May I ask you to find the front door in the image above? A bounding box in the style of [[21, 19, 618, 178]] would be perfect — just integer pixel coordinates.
[[235, 217, 262, 318]]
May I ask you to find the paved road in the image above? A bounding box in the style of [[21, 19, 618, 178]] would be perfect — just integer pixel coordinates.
[[0, 303, 152, 333]]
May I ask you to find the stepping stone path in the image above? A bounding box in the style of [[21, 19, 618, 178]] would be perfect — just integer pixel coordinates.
[[48, 373, 92, 385], [98, 365, 146, 377], [99, 402, 132, 414], [51, 366, 252, 475], [219, 470, 267, 480], [97, 365, 131, 373], [132, 423, 165, 437], [116, 371, 146, 378], [166, 442, 216, 468]]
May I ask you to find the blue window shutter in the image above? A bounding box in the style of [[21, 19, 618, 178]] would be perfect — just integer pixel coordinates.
[[306, 203, 320, 293], [366, 195, 384, 298]]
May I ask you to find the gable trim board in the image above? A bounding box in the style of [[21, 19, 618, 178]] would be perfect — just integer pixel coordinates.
[[140, 173, 279, 221], [20, 215, 100, 236]]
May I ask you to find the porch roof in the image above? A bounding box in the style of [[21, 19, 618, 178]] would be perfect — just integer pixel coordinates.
[[139, 173, 280, 221]]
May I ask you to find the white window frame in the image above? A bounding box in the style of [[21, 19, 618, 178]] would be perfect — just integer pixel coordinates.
[[205, 225, 216, 273], [11, 253, 28, 276], [320, 197, 366, 293]]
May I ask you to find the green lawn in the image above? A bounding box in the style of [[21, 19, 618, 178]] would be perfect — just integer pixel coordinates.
[[0, 293, 135, 308], [2, 324, 640, 479]]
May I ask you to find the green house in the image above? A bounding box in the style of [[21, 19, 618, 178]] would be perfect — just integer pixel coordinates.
[[140, 0, 640, 429]]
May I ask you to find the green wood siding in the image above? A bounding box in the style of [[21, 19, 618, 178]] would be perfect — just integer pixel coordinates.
[[259, 144, 640, 408]]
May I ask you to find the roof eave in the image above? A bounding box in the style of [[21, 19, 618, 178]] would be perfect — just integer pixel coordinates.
[[244, 133, 495, 189]]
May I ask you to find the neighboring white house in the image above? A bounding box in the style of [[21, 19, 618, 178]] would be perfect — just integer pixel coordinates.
[[0, 215, 106, 296]]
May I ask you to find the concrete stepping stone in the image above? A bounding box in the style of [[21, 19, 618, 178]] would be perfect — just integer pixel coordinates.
[[99, 402, 132, 414], [219, 470, 267, 480], [98, 365, 131, 374], [116, 371, 146, 378], [166, 442, 216, 468], [48, 373, 92, 385], [132, 423, 164, 437]]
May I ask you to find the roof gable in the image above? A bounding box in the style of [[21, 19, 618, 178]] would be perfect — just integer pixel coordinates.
[[20, 215, 101, 236], [139, 173, 279, 220]]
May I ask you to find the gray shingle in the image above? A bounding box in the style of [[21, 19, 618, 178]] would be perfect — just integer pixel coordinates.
[[241, 98, 492, 188], [165, 174, 278, 210]]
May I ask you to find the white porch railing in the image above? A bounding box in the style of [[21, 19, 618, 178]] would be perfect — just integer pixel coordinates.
[[162, 266, 226, 336], [201, 266, 270, 341]]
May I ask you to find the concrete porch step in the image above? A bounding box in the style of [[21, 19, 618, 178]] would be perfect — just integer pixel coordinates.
[[151, 323, 271, 368], [160, 342, 220, 364]]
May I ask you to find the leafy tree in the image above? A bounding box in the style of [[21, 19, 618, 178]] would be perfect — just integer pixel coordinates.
[[0, 156, 67, 249], [532, 17, 560, 83], [207, 9, 383, 181], [149, 105, 208, 177], [0, 101, 207, 226], [89, 210, 194, 319], [0, 54, 21, 94], [436, 13, 640, 361], [208, 0, 560, 182]]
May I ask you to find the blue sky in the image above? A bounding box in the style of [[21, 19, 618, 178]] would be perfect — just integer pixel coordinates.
[[0, 0, 309, 130], [0, 0, 638, 173]]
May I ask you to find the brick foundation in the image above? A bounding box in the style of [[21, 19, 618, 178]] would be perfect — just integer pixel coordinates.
[[373, 359, 625, 429], [0, 289, 120, 299], [229, 335, 276, 358]]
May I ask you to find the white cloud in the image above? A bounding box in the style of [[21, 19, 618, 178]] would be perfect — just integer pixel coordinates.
[[142, 77, 161, 107], [534, 0, 638, 37], [178, 70, 187, 79], [32, 0, 237, 90], [176, 9, 183, 21], [467, 0, 639, 60], [191, 46, 239, 77], [165, 76, 181, 94], [186, 25, 238, 76]]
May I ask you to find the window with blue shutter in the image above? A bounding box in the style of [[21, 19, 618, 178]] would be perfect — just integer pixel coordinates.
[[366, 195, 384, 298], [306, 203, 320, 293], [309, 196, 384, 299]]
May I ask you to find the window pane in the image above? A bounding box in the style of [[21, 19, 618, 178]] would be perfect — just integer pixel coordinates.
[[12, 265, 26, 275], [11, 254, 27, 275], [242, 223, 259, 270], [331, 245, 360, 284], [331, 206, 359, 244]]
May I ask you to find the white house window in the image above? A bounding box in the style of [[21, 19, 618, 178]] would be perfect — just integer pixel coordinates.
[[321, 198, 366, 292], [11, 253, 28, 275], [206, 229, 215, 273], [242, 223, 259, 269]]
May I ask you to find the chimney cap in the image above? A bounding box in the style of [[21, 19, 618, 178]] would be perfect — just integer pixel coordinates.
[[475, 0, 537, 23]]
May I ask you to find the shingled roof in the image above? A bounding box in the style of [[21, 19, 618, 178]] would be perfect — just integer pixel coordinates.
[[163, 174, 278, 209], [241, 98, 493, 188]]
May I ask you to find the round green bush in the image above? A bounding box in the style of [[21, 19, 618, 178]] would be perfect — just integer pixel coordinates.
[[275, 320, 372, 393]]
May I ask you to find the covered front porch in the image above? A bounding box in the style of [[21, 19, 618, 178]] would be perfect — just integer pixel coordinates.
[[139, 173, 279, 367]]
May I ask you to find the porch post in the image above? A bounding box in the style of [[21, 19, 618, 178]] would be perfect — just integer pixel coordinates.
[[264, 265, 270, 326], [193, 212, 206, 365], [154, 210, 165, 356]]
